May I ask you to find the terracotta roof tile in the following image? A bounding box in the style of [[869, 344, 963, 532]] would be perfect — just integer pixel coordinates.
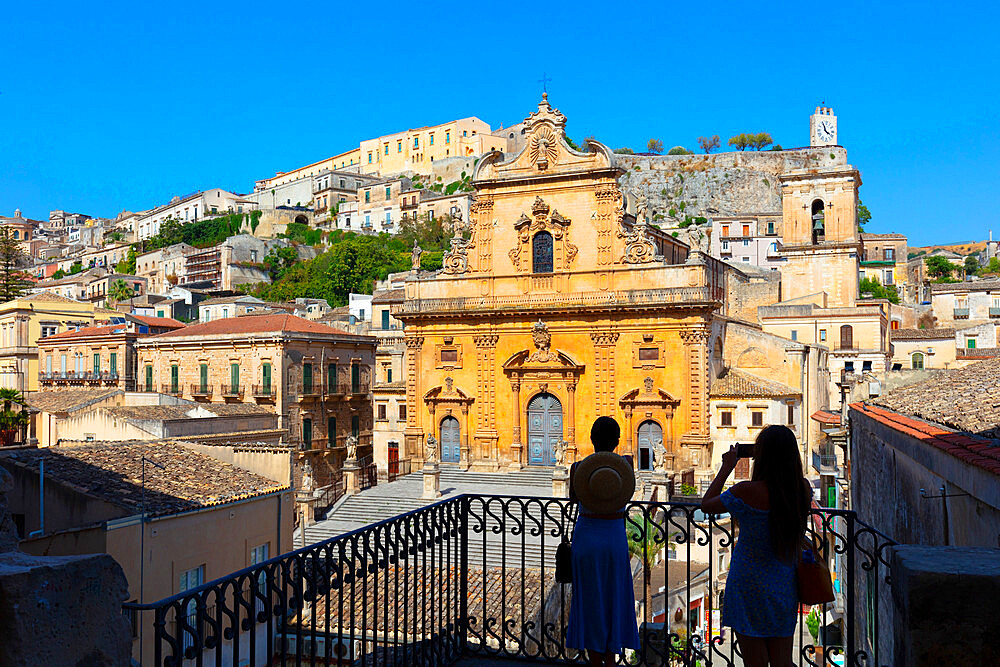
[[26, 388, 122, 414], [710, 369, 800, 399], [132, 315, 186, 329], [145, 313, 366, 340], [891, 327, 956, 341], [0, 441, 286, 515], [40, 325, 128, 341]]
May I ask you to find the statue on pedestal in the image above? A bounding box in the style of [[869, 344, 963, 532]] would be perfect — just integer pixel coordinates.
[[301, 460, 315, 493], [411, 240, 423, 270], [425, 435, 438, 464], [346, 435, 358, 462], [554, 439, 566, 468]]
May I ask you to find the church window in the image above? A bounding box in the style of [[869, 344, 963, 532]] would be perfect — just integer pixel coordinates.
[[532, 231, 554, 273], [638, 347, 659, 361], [720, 410, 733, 427], [911, 352, 924, 370]]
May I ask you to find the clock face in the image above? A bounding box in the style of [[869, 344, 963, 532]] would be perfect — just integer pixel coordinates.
[[817, 120, 835, 142]]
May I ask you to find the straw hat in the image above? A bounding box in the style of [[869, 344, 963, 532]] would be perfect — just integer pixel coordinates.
[[574, 452, 635, 514]]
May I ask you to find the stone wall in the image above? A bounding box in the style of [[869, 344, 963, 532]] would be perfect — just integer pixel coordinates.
[[617, 147, 849, 227]]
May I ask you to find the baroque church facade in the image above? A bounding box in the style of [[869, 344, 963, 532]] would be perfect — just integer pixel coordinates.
[[396, 95, 735, 475]]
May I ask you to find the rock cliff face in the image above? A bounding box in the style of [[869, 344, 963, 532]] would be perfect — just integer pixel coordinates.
[[616, 147, 850, 228]]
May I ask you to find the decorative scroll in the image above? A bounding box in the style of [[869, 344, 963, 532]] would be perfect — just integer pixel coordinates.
[[617, 221, 663, 264]]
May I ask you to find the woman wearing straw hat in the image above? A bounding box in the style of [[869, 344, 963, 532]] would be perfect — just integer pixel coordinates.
[[566, 416, 641, 666]]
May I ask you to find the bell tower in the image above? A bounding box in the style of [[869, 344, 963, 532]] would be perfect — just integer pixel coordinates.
[[810, 106, 838, 146], [777, 165, 862, 307]]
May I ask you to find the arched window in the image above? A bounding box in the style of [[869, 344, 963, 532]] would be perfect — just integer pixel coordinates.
[[911, 352, 924, 370], [509, 132, 514, 138], [532, 231, 553, 273], [840, 325, 853, 350], [811, 200, 825, 245]]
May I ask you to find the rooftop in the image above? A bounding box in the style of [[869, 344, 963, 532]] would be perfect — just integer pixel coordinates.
[[371, 287, 405, 304], [891, 327, 957, 341], [143, 313, 367, 341], [131, 314, 186, 329], [873, 357, 1000, 440], [26, 388, 121, 414], [860, 233, 908, 240], [39, 324, 131, 341], [0, 441, 286, 515], [709, 368, 800, 399], [931, 280, 1000, 294]]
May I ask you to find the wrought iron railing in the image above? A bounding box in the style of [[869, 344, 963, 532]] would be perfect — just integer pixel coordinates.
[[220, 384, 244, 398], [124, 495, 895, 666], [190, 383, 212, 397], [252, 384, 275, 397]]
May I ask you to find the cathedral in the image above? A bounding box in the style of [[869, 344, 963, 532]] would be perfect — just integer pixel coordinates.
[[396, 95, 733, 475]]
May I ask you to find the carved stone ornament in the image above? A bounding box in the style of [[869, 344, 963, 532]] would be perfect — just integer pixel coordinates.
[[529, 126, 559, 170], [444, 376, 455, 395], [346, 435, 358, 461], [617, 221, 663, 264], [425, 435, 439, 463], [442, 231, 475, 274], [527, 320, 557, 363], [643, 376, 655, 394]]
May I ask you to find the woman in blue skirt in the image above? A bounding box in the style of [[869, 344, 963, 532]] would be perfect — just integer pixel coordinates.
[[566, 416, 641, 667], [701, 425, 811, 667]]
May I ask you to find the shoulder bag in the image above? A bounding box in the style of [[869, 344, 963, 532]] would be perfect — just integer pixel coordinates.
[[797, 539, 835, 605]]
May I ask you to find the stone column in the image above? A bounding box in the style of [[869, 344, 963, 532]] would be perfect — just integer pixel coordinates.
[[624, 405, 635, 461], [459, 405, 470, 471], [403, 336, 424, 463], [680, 327, 712, 467], [566, 379, 578, 463], [510, 375, 522, 471], [296, 492, 318, 526]]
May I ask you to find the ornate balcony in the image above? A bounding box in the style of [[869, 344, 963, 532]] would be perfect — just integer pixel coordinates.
[[220, 384, 244, 399], [161, 384, 182, 396], [252, 384, 275, 399], [190, 383, 213, 398], [125, 496, 894, 666]]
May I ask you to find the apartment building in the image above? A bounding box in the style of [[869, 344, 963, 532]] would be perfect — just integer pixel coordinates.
[[359, 117, 506, 175], [135, 314, 377, 482], [371, 276, 407, 475], [859, 232, 909, 295], [135, 189, 256, 241], [931, 279, 1000, 325], [709, 213, 784, 270]]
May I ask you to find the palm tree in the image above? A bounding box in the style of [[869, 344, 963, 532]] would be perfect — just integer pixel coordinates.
[[107, 279, 135, 307], [0, 387, 24, 412], [627, 513, 667, 635]]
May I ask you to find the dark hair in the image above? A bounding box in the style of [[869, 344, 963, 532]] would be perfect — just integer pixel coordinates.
[[752, 425, 809, 562], [590, 416, 620, 452]]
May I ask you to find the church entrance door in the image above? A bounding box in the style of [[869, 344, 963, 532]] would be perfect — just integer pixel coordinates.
[[527, 393, 562, 466], [440, 416, 461, 463], [637, 420, 662, 471]]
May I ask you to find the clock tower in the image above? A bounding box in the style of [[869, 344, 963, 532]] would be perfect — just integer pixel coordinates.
[[810, 106, 838, 146]]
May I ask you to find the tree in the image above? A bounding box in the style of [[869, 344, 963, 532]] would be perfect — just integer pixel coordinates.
[[728, 133, 753, 151], [107, 279, 135, 306], [647, 139, 664, 154], [51, 269, 66, 279], [326, 236, 407, 304], [0, 388, 24, 412], [116, 247, 137, 275], [697, 135, 720, 154], [613, 147, 634, 154], [0, 229, 31, 303], [749, 132, 773, 150], [925, 255, 958, 280], [667, 146, 693, 155], [859, 277, 900, 304], [263, 246, 299, 281], [69, 260, 83, 275], [984, 257, 1000, 275], [856, 200, 871, 232], [626, 514, 667, 627], [964, 256, 980, 276]]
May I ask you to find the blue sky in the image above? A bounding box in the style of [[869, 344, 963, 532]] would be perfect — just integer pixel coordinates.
[[2, 1, 997, 246]]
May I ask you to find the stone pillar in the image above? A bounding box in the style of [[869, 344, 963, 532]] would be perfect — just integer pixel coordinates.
[[649, 471, 670, 503], [552, 465, 570, 498], [890, 545, 1000, 666], [624, 405, 635, 461], [679, 327, 712, 466], [403, 336, 424, 462], [296, 492, 318, 526], [343, 459, 360, 496], [510, 375, 523, 471], [459, 405, 470, 471]]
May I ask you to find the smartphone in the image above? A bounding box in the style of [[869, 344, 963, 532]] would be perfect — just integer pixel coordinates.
[[736, 443, 755, 458]]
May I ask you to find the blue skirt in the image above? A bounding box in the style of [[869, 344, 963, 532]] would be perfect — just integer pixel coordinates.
[[566, 515, 641, 653]]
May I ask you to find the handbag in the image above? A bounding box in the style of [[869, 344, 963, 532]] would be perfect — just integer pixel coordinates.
[[797, 540, 835, 605], [555, 506, 577, 584]]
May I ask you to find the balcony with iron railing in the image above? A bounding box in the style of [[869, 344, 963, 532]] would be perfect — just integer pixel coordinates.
[[252, 384, 276, 398], [125, 495, 895, 667], [39, 370, 123, 385], [220, 384, 244, 399], [954, 307, 970, 319], [990, 307, 1000, 318], [811, 448, 839, 475], [190, 383, 213, 398], [161, 384, 182, 396]]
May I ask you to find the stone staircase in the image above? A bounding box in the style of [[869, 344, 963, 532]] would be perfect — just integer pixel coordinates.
[[300, 467, 561, 567]]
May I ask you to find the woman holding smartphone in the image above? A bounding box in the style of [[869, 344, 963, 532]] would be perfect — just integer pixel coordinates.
[[701, 425, 811, 667]]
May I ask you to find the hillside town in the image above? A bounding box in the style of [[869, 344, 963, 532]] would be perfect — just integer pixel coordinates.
[[1, 96, 997, 666]]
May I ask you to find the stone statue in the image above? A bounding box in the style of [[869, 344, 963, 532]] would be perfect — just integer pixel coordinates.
[[301, 460, 315, 493], [653, 439, 668, 473], [425, 435, 438, 463], [411, 240, 423, 270], [346, 435, 358, 462], [554, 440, 566, 467]]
